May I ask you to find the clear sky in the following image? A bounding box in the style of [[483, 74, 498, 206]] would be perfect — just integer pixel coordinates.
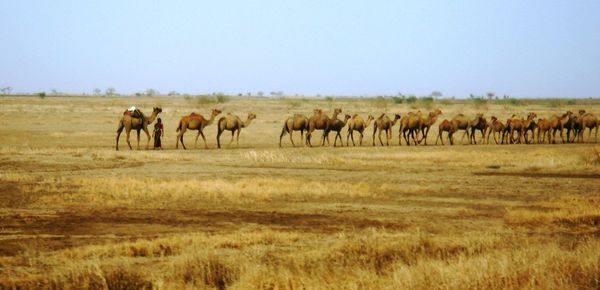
[[1, 1, 599, 98]]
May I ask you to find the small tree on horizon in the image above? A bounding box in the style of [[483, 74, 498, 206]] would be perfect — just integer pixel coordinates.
[[1, 86, 12, 95], [431, 90, 443, 99], [106, 87, 116, 96]]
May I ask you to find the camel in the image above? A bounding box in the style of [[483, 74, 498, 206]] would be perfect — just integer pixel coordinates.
[[327, 114, 352, 147], [507, 113, 537, 144], [548, 111, 572, 144], [279, 114, 309, 147], [536, 118, 553, 144], [417, 109, 442, 145], [216, 113, 256, 148], [372, 113, 401, 146], [399, 111, 423, 146], [564, 114, 582, 143], [346, 114, 374, 146], [450, 113, 484, 145], [469, 116, 488, 144], [116, 107, 162, 150], [435, 119, 456, 145], [175, 109, 222, 149], [306, 108, 342, 147], [485, 116, 506, 145], [523, 117, 538, 144], [578, 110, 598, 143]]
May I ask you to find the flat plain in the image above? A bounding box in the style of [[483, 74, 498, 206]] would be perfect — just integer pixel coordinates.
[[1, 96, 599, 289]]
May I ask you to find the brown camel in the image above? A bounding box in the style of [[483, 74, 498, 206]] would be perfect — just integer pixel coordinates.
[[536, 118, 553, 144], [549, 111, 572, 144], [175, 109, 222, 149], [507, 113, 537, 144], [116, 107, 162, 150], [578, 110, 598, 143], [328, 114, 352, 147], [435, 119, 457, 145], [372, 113, 401, 146], [216, 113, 256, 148], [279, 114, 309, 147], [417, 109, 442, 145], [485, 116, 506, 145], [450, 113, 484, 145], [306, 108, 342, 147], [399, 111, 423, 146], [469, 116, 488, 144], [346, 114, 374, 146], [564, 113, 582, 143]]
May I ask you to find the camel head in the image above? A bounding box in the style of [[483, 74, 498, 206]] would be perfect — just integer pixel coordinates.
[[579, 109, 586, 115], [153, 107, 163, 114], [566, 110, 573, 117], [334, 108, 342, 114], [211, 109, 222, 116], [527, 112, 537, 120], [433, 109, 442, 116], [393, 114, 402, 121], [367, 115, 374, 122], [247, 113, 257, 120], [344, 114, 352, 121], [313, 108, 323, 115], [491, 116, 497, 121]]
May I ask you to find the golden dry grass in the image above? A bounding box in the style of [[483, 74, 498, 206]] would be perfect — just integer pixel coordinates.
[[1, 96, 600, 289]]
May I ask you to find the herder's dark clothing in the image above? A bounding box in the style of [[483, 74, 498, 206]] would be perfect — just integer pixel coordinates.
[[153, 123, 163, 148]]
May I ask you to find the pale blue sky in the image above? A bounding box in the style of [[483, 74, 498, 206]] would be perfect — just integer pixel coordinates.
[[1, 1, 599, 97]]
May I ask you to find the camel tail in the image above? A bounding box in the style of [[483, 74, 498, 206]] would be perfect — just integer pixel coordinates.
[[116, 118, 124, 133], [176, 120, 182, 132]]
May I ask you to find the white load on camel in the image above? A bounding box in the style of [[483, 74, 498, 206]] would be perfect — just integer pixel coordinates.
[[125, 106, 143, 118]]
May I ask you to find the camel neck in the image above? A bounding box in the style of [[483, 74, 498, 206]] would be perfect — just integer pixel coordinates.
[[206, 113, 217, 125], [146, 111, 158, 123], [242, 117, 254, 128], [365, 118, 373, 128]]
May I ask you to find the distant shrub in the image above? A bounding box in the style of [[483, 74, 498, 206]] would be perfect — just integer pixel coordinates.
[[215, 94, 231, 103], [281, 97, 302, 109], [419, 96, 434, 103], [196, 95, 215, 105], [471, 98, 487, 105], [37, 92, 46, 99], [391, 96, 404, 104], [566, 99, 576, 105], [372, 96, 389, 109], [548, 99, 565, 108], [324, 96, 334, 102], [406, 95, 417, 104]]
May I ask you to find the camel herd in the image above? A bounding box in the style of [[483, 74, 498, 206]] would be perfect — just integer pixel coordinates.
[[115, 107, 599, 150]]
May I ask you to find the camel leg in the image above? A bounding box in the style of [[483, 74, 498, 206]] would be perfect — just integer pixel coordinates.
[[217, 129, 223, 149], [301, 130, 306, 147], [279, 127, 287, 147], [125, 129, 133, 150], [307, 131, 313, 147], [116, 126, 123, 151], [359, 132, 364, 146], [386, 129, 391, 146], [459, 130, 467, 145], [435, 131, 442, 145], [194, 130, 203, 147], [136, 130, 141, 150], [289, 130, 295, 147], [143, 127, 151, 150], [199, 131, 208, 149], [346, 130, 351, 146], [236, 129, 241, 146], [229, 131, 235, 145], [422, 127, 429, 145], [378, 129, 384, 146]]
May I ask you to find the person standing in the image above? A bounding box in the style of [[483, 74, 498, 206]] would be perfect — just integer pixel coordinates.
[[152, 118, 164, 150]]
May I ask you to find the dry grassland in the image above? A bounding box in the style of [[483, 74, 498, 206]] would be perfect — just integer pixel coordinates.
[[1, 96, 599, 289]]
